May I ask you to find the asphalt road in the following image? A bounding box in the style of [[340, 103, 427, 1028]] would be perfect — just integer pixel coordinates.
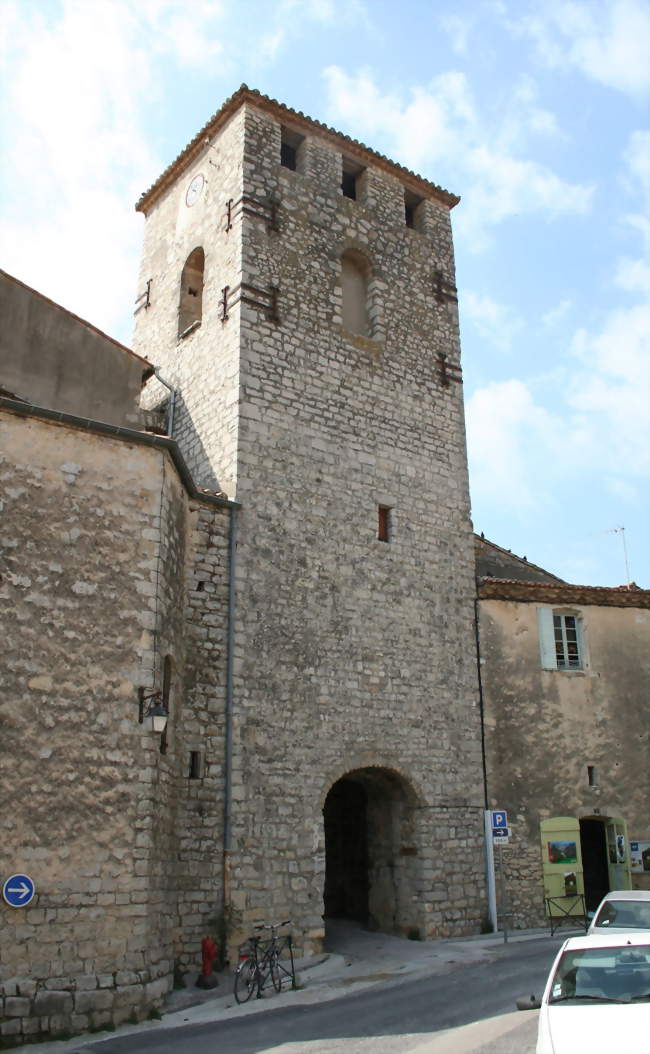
[[77, 936, 561, 1054]]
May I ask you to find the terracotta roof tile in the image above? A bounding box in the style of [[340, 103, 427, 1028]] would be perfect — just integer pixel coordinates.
[[478, 577, 650, 608], [135, 84, 460, 214]]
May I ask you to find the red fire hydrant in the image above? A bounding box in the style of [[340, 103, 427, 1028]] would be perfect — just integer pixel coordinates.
[[196, 937, 219, 988]]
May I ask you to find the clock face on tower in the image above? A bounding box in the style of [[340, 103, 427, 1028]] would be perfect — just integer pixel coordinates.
[[185, 174, 205, 207]]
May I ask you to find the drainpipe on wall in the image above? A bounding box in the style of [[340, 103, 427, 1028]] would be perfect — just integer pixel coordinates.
[[153, 367, 176, 437], [475, 590, 498, 932], [473, 594, 489, 811], [223, 503, 238, 955]]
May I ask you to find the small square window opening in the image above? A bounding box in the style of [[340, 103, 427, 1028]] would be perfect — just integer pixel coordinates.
[[342, 158, 365, 201], [404, 189, 424, 229], [280, 127, 304, 171]]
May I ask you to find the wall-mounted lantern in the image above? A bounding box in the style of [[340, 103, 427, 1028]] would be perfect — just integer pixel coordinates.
[[138, 688, 168, 734]]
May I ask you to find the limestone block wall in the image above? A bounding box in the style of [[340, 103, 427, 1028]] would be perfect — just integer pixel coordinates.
[[172, 499, 232, 971], [133, 108, 245, 497], [131, 96, 486, 958], [223, 106, 485, 949], [0, 410, 218, 1044]]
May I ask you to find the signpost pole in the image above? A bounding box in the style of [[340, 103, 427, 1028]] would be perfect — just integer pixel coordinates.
[[499, 845, 508, 945], [484, 809, 497, 933]]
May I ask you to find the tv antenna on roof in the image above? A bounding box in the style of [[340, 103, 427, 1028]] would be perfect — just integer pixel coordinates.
[[593, 526, 631, 584]]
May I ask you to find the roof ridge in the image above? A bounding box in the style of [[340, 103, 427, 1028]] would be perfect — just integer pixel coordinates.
[[474, 533, 565, 582], [135, 84, 460, 214]]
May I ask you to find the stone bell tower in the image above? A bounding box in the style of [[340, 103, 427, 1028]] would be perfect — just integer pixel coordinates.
[[133, 86, 486, 952]]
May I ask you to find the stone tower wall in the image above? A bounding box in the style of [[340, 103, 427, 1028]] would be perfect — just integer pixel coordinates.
[[132, 109, 245, 496], [224, 105, 485, 948], [133, 98, 486, 957]]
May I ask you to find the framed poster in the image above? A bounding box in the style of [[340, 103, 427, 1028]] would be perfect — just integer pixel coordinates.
[[548, 841, 578, 864], [630, 840, 650, 873]]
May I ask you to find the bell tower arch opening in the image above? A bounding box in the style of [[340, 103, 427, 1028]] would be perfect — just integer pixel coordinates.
[[178, 246, 205, 339], [323, 766, 422, 937]]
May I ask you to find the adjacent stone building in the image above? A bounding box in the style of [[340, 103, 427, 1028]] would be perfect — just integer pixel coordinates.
[[0, 278, 237, 1043], [476, 537, 650, 929], [1, 87, 487, 1044]]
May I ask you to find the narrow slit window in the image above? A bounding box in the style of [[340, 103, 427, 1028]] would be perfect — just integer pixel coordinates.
[[189, 751, 203, 780], [587, 765, 597, 787], [377, 505, 391, 543]]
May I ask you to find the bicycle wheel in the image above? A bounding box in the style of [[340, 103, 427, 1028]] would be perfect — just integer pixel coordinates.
[[234, 959, 258, 1003], [269, 953, 282, 993]]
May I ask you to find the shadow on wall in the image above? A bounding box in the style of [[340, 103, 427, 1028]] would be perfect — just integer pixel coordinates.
[[143, 384, 228, 497]]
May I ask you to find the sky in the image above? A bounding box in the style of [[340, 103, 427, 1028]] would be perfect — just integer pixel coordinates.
[[1, 0, 649, 587]]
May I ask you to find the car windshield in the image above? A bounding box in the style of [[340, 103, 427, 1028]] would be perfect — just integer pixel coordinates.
[[593, 900, 650, 930], [548, 945, 650, 1004]]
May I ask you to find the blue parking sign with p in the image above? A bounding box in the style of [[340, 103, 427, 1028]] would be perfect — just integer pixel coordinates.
[[492, 810, 508, 829]]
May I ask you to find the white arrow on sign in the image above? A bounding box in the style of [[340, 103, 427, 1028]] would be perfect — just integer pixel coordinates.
[[7, 881, 31, 900]]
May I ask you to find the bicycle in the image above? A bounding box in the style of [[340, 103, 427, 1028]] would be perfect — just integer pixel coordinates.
[[234, 920, 295, 1003]]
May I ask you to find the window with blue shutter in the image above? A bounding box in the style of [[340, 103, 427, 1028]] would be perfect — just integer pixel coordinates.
[[538, 608, 583, 670]]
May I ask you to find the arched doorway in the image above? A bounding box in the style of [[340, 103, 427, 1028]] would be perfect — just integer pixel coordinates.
[[323, 767, 420, 935]]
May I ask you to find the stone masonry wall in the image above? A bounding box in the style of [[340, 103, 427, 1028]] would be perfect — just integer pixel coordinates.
[[172, 499, 231, 973], [133, 108, 245, 497], [223, 105, 485, 950], [131, 97, 487, 961], [480, 597, 650, 925], [0, 411, 207, 1045]]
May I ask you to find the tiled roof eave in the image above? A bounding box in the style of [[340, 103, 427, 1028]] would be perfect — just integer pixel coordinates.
[[478, 577, 650, 609], [135, 84, 460, 215]]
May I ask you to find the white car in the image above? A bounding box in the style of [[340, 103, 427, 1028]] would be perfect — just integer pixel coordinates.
[[519, 932, 650, 1054], [588, 889, 650, 934]]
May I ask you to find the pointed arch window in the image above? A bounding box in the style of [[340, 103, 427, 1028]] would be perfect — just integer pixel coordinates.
[[178, 247, 204, 339], [341, 250, 371, 337]]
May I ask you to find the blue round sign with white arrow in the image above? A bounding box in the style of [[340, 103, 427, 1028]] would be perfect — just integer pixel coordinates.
[[3, 874, 36, 908]]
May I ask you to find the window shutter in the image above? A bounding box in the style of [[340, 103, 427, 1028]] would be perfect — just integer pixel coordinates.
[[538, 607, 556, 669]]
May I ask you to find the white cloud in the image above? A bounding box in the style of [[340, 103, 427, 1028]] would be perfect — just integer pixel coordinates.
[[516, 0, 650, 99], [0, 0, 232, 342], [0, 2, 164, 339], [624, 130, 650, 194], [462, 292, 523, 351], [458, 146, 592, 247], [467, 298, 650, 520], [465, 380, 561, 509], [259, 0, 369, 63], [615, 257, 650, 295], [439, 12, 474, 56], [542, 298, 572, 327], [322, 66, 592, 247], [569, 304, 650, 472]]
